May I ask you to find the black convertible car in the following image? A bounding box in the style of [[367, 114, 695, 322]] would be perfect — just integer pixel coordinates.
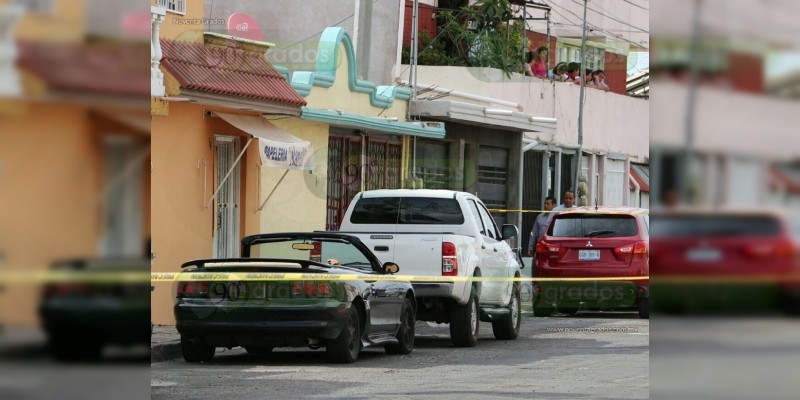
[[174, 232, 416, 363]]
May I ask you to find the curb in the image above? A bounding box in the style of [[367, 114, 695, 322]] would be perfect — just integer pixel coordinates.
[[151, 341, 182, 363]]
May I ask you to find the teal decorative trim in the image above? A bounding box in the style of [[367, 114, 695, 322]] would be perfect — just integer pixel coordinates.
[[273, 66, 291, 82], [301, 107, 446, 139], [288, 27, 407, 109]]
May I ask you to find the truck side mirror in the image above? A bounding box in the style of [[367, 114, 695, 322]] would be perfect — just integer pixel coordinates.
[[501, 224, 519, 240], [382, 262, 400, 274]]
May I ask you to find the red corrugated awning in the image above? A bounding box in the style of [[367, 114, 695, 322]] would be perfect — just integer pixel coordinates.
[[630, 166, 649, 192], [17, 41, 150, 97], [160, 39, 306, 107], [770, 167, 800, 194]]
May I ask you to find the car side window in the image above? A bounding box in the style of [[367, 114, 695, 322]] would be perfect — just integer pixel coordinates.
[[476, 202, 501, 240], [467, 200, 486, 236]]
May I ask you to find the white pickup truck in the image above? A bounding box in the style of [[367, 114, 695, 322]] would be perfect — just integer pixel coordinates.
[[339, 189, 524, 347]]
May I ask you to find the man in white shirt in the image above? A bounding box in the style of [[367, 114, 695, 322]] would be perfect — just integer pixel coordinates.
[[547, 190, 577, 224]]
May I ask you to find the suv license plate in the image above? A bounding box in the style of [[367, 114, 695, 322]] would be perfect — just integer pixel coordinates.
[[578, 250, 600, 261]]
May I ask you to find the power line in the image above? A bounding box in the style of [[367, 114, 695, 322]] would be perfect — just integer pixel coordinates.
[[562, 0, 649, 34], [622, 0, 648, 11]]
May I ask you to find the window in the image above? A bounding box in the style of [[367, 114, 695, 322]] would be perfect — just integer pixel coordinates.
[[467, 200, 486, 236], [557, 45, 605, 70], [549, 214, 639, 238], [651, 215, 781, 238], [349, 197, 464, 225], [157, 0, 186, 15], [11, 0, 54, 14], [477, 202, 501, 240]]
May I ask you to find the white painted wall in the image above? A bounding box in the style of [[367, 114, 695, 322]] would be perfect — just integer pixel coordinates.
[[400, 66, 649, 162], [651, 82, 799, 161]]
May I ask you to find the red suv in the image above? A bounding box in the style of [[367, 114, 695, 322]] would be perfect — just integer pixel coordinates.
[[533, 207, 650, 318], [650, 210, 799, 314]]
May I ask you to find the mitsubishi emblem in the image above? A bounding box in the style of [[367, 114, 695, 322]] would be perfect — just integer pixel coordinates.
[[586, 241, 593, 247]]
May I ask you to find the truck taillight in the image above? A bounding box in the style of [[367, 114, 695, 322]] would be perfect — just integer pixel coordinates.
[[310, 241, 322, 263], [442, 242, 458, 276]]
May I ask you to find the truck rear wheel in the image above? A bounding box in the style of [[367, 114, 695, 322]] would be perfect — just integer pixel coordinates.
[[450, 290, 479, 347]]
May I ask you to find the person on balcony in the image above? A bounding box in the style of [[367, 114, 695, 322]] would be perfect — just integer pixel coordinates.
[[587, 70, 610, 92], [553, 62, 570, 82], [531, 46, 548, 78]]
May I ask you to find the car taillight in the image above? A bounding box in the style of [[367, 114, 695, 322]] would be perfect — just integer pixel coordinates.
[[316, 281, 332, 297], [44, 283, 89, 297], [177, 281, 209, 298], [745, 241, 795, 259], [291, 281, 304, 296], [537, 241, 563, 257], [614, 241, 648, 261], [633, 241, 648, 260], [442, 242, 458, 276]]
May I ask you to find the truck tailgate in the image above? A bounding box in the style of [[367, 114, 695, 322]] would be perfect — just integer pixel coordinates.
[[343, 232, 444, 277]]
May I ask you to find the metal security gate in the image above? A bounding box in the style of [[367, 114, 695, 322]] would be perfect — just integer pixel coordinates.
[[478, 146, 509, 227], [213, 136, 241, 258], [415, 139, 450, 189], [522, 150, 544, 253], [326, 135, 401, 231], [604, 158, 626, 206]]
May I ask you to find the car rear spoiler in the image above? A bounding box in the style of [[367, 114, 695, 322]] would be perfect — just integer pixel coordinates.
[[180, 258, 330, 270]]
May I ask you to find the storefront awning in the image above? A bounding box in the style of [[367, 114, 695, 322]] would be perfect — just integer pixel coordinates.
[[630, 164, 650, 192], [410, 100, 556, 134], [216, 113, 315, 170]]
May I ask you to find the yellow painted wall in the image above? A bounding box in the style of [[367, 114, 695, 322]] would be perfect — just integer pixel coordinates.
[[258, 119, 329, 234], [303, 42, 408, 120], [0, 103, 99, 326], [150, 102, 262, 324], [8, 0, 86, 43]]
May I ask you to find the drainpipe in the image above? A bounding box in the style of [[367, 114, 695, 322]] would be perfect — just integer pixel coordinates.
[[630, 175, 640, 208]]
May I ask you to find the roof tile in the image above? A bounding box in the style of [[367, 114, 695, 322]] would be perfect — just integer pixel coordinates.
[[160, 39, 306, 107]]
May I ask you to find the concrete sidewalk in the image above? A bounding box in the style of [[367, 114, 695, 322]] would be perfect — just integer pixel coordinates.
[[151, 325, 181, 363]]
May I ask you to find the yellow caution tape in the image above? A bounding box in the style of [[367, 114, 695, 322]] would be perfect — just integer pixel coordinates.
[[487, 209, 649, 214], [0, 271, 649, 284]]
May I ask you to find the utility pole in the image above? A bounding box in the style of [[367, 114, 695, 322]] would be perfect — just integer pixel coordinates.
[[681, 0, 702, 205], [408, 0, 419, 121], [573, 0, 588, 204]]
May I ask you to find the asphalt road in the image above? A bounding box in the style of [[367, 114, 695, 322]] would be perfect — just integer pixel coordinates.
[[151, 312, 649, 400]]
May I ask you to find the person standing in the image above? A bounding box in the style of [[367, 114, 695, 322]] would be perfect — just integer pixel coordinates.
[[531, 47, 548, 78], [528, 196, 556, 256], [547, 190, 577, 224], [587, 70, 610, 92]]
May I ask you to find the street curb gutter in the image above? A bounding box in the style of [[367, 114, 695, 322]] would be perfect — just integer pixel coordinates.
[[151, 341, 181, 363]]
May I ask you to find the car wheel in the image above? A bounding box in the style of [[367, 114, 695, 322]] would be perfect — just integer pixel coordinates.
[[450, 289, 479, 347], [638, 297, 649, 319], [492, 284, 521, 340], [181, 336, 215, 363], [385, 298, 415, 355], [326, 309, 361, 363], [244, 346, 274, 354], [557, 305, 579, 315], [533, 303, 553, 317]]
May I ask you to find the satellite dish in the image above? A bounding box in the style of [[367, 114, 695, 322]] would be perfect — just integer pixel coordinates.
[[227, 12, 263, 41]]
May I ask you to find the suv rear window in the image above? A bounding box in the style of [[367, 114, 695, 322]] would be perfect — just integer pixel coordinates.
[[548, 214, 639, 238], [651, 215, 782, 237], [350, 197, 465, 225]]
